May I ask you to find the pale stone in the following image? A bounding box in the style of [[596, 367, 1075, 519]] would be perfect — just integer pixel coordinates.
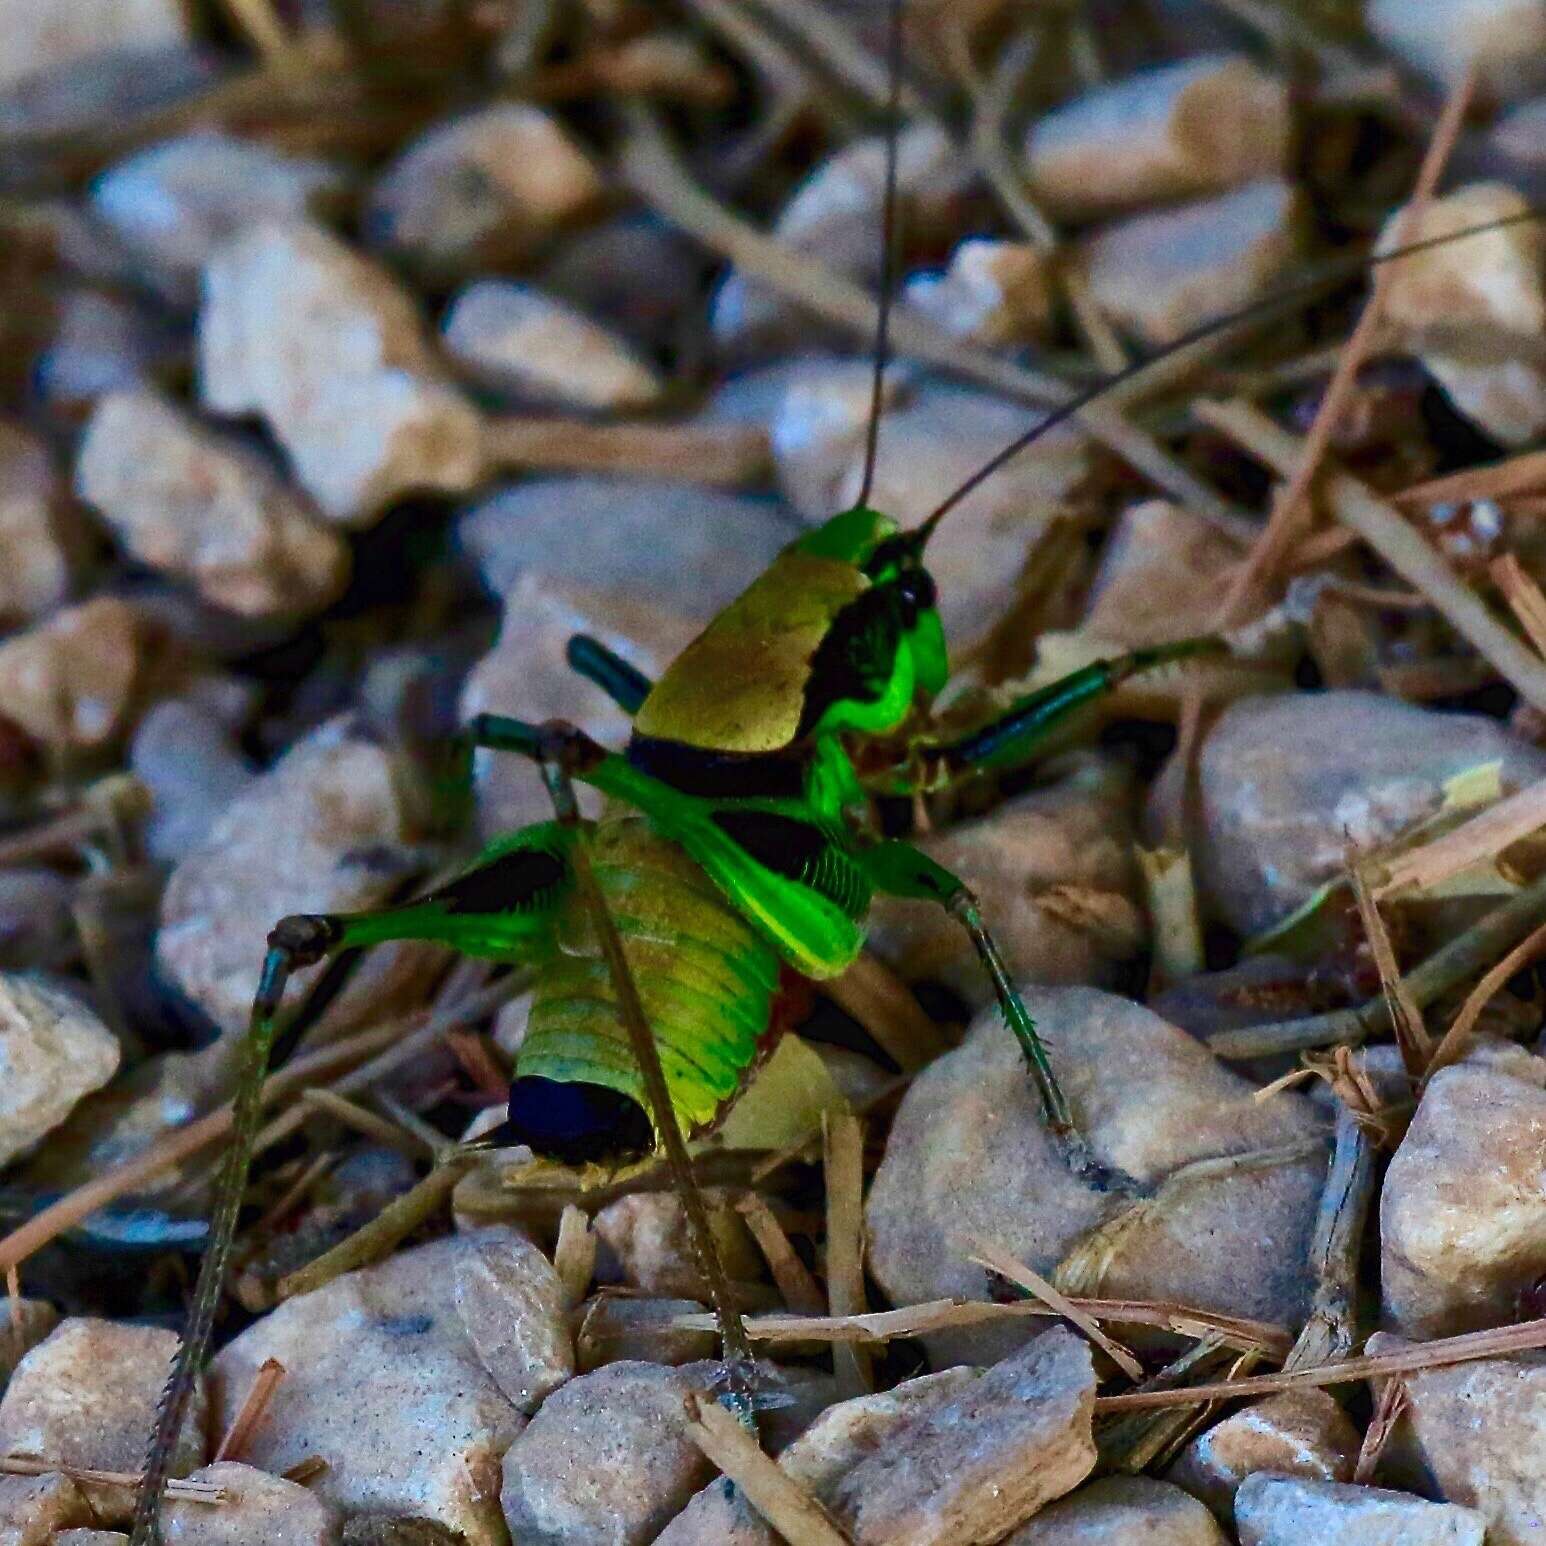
[[1392, 1342, 1546, 1546], [1167, 1391, 1360, 1522], [366, 105, 603, 280], [130, 698, 257, 864], [0, 0, 191, 92], [0, 1319, 207, 1525], [55, 1532, 128, 1545], [1084, 500, 1243, 648], [92, 133, 347, 305], [656, 1369, 981, 1546], [1184, 690, 1546, 938], [1077, 178, 1303, 346], [866, 756, 1144, 1012], [155, 715, 427, 1039], [162, 1462, 340, 1546], [199, 222, 484, 525], [1007, 1475, 1228, 1545], [214, 1232, 533, 1546], [442, 282, 663, 412], [903, 239, 1053, 347], [0, 597, 167, 758], [1369, 0, 1546, 101], [1235, 1474, 1485, 1546], [0, 1471, 91, 1544], [452, 1227, 574, 1413], [0, 1298, 58, 1386], [828, 1329, 1096, 1546], [1024, 56, 1289, 222], [593, 1190, 759, 1299], [1382, 1050, 1546, 1337], [458, 571, 699, 835], [32, 287, 183, 424], [0, 420, 78, 629], [1378, 183, 1546, 444], [499, 1359, 717, 1546], [867, 987, 1326, 1366], [78, 390, 348, 618], [0, 975, 119, 1166]]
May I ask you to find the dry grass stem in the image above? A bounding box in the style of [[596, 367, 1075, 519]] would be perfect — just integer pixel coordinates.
[[682, 1389, 853, 1546], [214, 1358, 286, 1462], [1096, 1315, 1546, 1413], [738, 1194, 827, 1314], [1424, 918, 1546, 1086], [1197, 399, 1546, 714], [221, 0, 293, 59], [553, 1205, 598, 1312], [1354, 1376, 1410, 1483], [966, 1235, 1144, 1380], [1395, 448, 1546, 507], [824, 952, 949, 1071], [1492, 553, 1546, 658], [1349, 857, 1430, 1073], [482, 417, 772, 487], [299, 1087, 435, 1156], [0, 1455, 224, 1503], [822, 1112, 871, 1397], [1215, 65, 1475, 625], [1374, 773, 1546, 900]]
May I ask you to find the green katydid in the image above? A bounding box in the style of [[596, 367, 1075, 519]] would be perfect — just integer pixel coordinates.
[[126, 25, 1546, 1542]]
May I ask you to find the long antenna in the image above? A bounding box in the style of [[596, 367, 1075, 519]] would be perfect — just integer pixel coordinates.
[[855, 0, 906, 510], [913, 207, 1546, 545]]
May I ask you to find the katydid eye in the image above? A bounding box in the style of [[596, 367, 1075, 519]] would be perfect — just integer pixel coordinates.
[[895, 570, 936, 621]]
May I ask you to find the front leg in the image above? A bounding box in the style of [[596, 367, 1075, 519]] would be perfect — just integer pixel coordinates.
[[858, 837, 1143, 1197]]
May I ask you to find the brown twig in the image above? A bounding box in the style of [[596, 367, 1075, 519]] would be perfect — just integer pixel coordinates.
[[481, 417, 771, 487], [214, 1358, 286, 1462], [822, 1113, 871, 1398], [682, 1390, 853, 1546], [1492, 553, 1546, 659], [1197, 399, 1546, 714], [0, 1456, 223, 1503], [1394, 448, 1546, 507], [1349, 857, 1430, 1075], [1423, 918, 1546, 1087], [1215, 65, 1476, 625], [1354, 1375, 1409, 1483], [1209, 867, 1546, 1059], [738, 1194, 827, 1315], [1095, 1315, 1546, 1412]]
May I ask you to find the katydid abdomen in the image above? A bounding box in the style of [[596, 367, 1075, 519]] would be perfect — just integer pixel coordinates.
[[509, 807, 786, 1160]]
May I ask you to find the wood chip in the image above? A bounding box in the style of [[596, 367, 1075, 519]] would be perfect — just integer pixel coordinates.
[[823, 1112, 871, 1398], [1374, 774, 1546, 900], [214, 1357, 286, 1462], [553, 1204, 597, 1312]]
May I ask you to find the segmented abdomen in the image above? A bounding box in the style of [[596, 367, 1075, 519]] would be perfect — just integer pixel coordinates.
[[517, 806, 783, 1138]]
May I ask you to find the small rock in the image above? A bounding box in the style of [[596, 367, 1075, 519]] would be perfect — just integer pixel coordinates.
[[452, 1227, 574, 1413], [0, 597, 171, 761], [1378, 182, 1546, 445], [574, 1295, 716, 1371], [499, 1359, 717, 1546], [866, 755, 1144, 1011], [0, 1319, 207, 1525], [55, 1532, 129, 1545], [457, 571, 699, 834], [214, 1231, 534, 1546], [656, 1368, 981, 1546], [0, 1298, 59, 1386], [593, 1191, 760, 1299], [130, 698, 257, 865], [365, 105, 604, 280], [1389, 1340, 1546, 1546], [31, 287, 184, 425], [155, 715, 427, 1039], [773, 373, 1092, 655], [162, 1462, 340, 1546], [0, 420, 81, 629], [1235, 1474, 1485, 1546], [1369, 0, 1546, 101], [78, 390, 350, 618], [442, 281, 663, 413], [1492, 97, 1546, 167], [1007, 1475, 1228, 1545], [0, 0, 191, 91], [1167, 1391, 1360, 1522], [1382, 1047, 1546, 1336], [458, 477, 796, 612], [0, 1471, 91, 1543], [1024, 55, 1290, 223], [0, 975, 119, 1166], [713, 123, 975, 355], [827, 1328, 1096, 1546], [1184, 690, 1546, 938], [339, 1524, 462, 1546], [91, 133, 348, 306], [867, 986, 1326, 1366], [199, 222, 484, 525], [1076, 178, 1303, 346], [902, 239, 1053, 347], [1084, 500, 1243, 647]]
